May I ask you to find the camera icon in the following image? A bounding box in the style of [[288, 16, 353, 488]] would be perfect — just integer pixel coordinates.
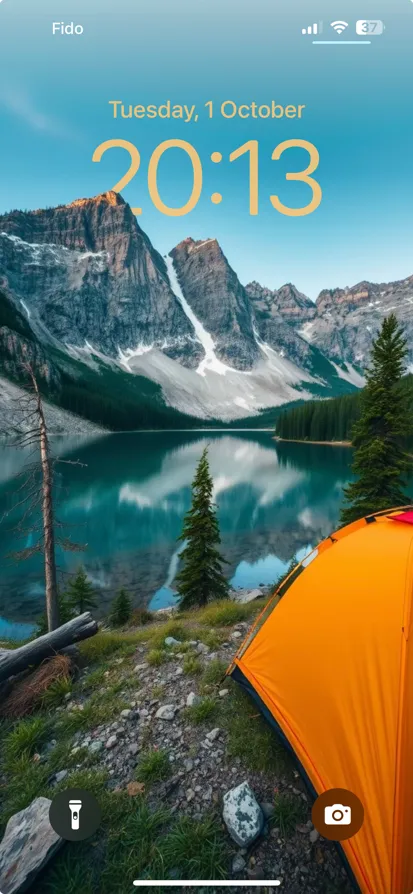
[[324, 804, 352, 825]]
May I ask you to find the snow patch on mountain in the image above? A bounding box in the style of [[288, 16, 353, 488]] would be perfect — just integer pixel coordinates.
[[297, 321, 316, 343], [165, 255, 231, 377], [330, 362, 365, 388], [20, 299, 31, 319]]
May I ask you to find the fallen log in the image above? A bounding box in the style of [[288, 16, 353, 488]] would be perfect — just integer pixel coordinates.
[[0, 612, 98, 684]]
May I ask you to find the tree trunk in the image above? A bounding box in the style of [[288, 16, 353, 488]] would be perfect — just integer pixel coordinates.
[[28, 369, 59, 631], [0, 613, 98, 683]]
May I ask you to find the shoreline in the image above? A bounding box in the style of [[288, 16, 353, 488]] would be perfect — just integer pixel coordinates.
[[274, 437, 352, 447]]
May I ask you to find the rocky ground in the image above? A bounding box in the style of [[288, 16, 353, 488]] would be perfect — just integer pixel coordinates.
[[0, 599, 352, 894]]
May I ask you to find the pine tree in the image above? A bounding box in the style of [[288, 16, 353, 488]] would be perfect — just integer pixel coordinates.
[[110, 588, 132, 627], [340, 315, 412, 525], [65, 566, 97, 616], [175, 447, 229, 609]]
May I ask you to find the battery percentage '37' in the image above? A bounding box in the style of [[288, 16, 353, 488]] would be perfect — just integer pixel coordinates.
[[356, 20, 385, 35]]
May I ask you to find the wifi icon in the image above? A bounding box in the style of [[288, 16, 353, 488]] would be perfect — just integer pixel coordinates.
[[330, 20, 349, 34]]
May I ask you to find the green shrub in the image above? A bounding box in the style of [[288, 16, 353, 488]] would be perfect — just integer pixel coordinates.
[[159, 815, 229, 879], [41, 676, 72, 708], [183, 654, 202, 676], [135, 748, 171, 784], [148, 620, 187, 649], [202, 659, 228, 686], [79, 632, 138, 663], [147, 649, 167, 667], [185, 696, 217, 725], [130, 607, 153, 626], [273, 793, 306, 836], [2, 716, 49, 765], [224, 687, 287, 774]]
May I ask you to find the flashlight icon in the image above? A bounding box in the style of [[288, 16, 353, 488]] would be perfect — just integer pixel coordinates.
[[68, 799, 82, 831]]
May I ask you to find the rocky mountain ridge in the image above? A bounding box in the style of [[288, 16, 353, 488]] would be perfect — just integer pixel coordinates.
[[0, 190, 410, 425]]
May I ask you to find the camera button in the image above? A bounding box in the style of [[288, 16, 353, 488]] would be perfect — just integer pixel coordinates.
[[311, 788, 364, 841]]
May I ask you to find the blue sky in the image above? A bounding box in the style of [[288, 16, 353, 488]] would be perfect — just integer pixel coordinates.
[[0, 0, 412, 299]]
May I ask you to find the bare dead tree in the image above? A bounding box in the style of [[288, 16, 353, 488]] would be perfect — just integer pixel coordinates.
[[0, 363, 85, 632]]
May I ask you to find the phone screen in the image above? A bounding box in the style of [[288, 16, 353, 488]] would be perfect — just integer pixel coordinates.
[[0, 2, 412, 893]]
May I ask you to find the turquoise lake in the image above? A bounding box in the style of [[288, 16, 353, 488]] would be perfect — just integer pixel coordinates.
[[0, 431, 353, 639]]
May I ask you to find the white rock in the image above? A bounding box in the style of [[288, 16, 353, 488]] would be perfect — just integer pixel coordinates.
[[53, 769, 68, 784], [155, 704, 176, 721], [206, 728, 221, 742], [232, 853, 247, 873], [309, 828, 320, 844], [89, 740, 103, 754], [219, 689, 229, 697], [230, 587, 263, 604], [0, 797, 63, 894], [120, 709, 132, 719], [134, 663, 148, 672], [196, 642, 210, 654], [186, 692, 201, 707], [231, 631, 243, 640], [105, 735, 118, 749], [223, 781, 264, 847], [165, 636, 181, 646]]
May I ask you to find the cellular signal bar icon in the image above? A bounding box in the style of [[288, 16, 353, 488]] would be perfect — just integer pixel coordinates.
[[302, 23, 320, 35]]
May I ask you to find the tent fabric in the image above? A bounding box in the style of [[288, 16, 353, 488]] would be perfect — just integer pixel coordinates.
[[229, 509, 413, 894]]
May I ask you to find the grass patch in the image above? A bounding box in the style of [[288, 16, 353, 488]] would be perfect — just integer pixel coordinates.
[[41, 676, 72, 709], [56, 693, 126, 736], [99, 797, 170, 891], [79, 631, 142, 663], [194, 629, 225, 649], [36, 845, 95, 894], [130, 608, 154, 626], [147, 620, 187, 650], [273, 792, 306, 836], [223, 686, 287, 774], [52, 768, 109, 799], [185, 697, 217, 725], [187, 598, 267, 627], [202, 659, 227, 687], [80, 665, 110, 692], [159, 814, 229, 880], [147, 649, 167, 667], [2, 716, 49, 765], [183, 654, 202, 676], [135, 748, 171, 784], [0, 754, 50, 831], [151, 684, 165, 699]]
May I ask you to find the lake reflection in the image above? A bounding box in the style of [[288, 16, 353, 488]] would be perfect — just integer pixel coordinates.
[[0, 432, 353, 633]]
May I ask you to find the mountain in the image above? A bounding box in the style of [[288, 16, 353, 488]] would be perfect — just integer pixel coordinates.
[[294, 277, 413, 371], [3, 190, 408, 430], [0, 192, 203, 368]]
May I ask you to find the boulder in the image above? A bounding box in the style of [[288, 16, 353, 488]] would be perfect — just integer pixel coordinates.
[[155, 704, 176, 721], [0, 797, 63, 894], [186, 692, 201, 707], [232, 853, 246, 873], [223, 781, 264, 847], [206, 727, 221, 742], [230, 588, 263, 604], [165, 636, 181, 647]]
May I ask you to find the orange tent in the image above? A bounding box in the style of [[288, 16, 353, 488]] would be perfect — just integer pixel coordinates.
[[229, 508, 413, 894]]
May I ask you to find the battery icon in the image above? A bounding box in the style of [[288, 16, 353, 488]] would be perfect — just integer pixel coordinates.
[[356, 20, 384, 35]]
